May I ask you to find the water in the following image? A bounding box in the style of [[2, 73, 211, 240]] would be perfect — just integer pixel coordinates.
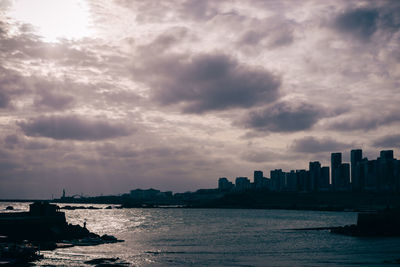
[[1, 202, 400, 266]]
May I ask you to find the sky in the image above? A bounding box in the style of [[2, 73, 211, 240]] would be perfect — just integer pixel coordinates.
[[0, 0, 399, 199]]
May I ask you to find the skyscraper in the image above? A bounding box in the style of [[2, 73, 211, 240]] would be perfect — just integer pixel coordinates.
[[331, 152, 342, 190], [351, 149, 362, 191], [254, 170, 263, 188], [380, 150, 394, 160], [309, 161, 321, 191], [320, 166, 330, 191]]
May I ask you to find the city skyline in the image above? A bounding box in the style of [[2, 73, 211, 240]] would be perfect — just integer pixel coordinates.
[[1, 1, 400, 199], [218, 148, 400, 194]]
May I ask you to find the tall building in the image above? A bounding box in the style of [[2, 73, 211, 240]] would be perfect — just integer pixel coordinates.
[[319, 166, 330, 191], [337, 163, 350, 191], [309, 161, 321, 191], [218, 177, 233, 191], [296, 170, 309, 192], [235, 177, 251, 192], [394, 160, 400, 192], [286, 170, 298, 191], [377, 150, 395, 191], [351, 149, 363, 191], [380, 150, 394, 160], [270, 169, 285, 191], [331, 152, 342, 190], [254, 170, 263, 188]]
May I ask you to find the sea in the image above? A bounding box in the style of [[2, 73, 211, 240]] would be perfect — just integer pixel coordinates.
[[1, 202, 400, 266]]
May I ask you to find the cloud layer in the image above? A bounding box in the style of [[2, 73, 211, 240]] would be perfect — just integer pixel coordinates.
[[0, 0, 399, 198], [133, 52, 281, 113], [19, 115, 131, 141]]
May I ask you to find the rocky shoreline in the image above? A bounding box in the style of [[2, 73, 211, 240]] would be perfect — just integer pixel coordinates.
[[0, 202, 123, 265]]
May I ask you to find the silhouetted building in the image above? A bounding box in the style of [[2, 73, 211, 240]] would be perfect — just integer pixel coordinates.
[[363, 159, 378, 191], [331, 152, 342, 190], [335, 163, 350, 191], [296, 170, 309, 192], [218, 177, 234, 192], [286, 170, 298, 191], [319, 166, 330, 191], [270, 169, 285, 191], [309, 161, 321, 191], [351, 149, 363, 191], [377, 150, 395, 191], [235, 177, 251, 192], [394, 160, 400, 192], [380, 150, 394, 160], [215, 148, 398, 194], [130, 188, 161, 199], [254, 171, 263, 188]]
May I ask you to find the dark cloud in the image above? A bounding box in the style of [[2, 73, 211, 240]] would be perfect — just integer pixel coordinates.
[[0, 161, 19, 173], [133, 52, 281, 113], [334, 8, 379, 40], [373, 134, 400, 148], [19, 115, 131, 141], [0, 66, 29, 109], [0, 91, 10, 108], [181, 0, 217, 20], [34, 89, 74, 110], [328, 113, 400, 131], [3, 134, 19, 149], [240, 102, 325, 132], [333, 3, 400, 41], [239, 30, 264, 46], [291, 136, 350, 153], [240, 150, 286, 163], [4, 134, 19, 144]]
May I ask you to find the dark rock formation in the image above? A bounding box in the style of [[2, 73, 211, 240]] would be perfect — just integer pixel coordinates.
[[331, 207, 400, 236]]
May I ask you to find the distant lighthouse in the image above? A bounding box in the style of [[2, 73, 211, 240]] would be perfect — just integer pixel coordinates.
[[62, 189, 66, 199]]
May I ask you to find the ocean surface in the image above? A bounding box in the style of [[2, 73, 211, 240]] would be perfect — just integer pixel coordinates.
[[1, 202, 400, 266]]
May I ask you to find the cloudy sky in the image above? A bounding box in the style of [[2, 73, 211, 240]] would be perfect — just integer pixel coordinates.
[[0, 0, 399, 199]]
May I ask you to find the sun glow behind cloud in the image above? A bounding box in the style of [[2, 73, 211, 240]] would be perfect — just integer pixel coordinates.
[[9, 0, 94, 42]]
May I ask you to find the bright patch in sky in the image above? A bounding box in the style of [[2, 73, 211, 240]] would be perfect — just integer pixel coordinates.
[[9, 0, 93, 42]]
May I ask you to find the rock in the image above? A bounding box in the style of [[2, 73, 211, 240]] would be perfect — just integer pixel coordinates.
[[5, 206, 14, 210], [101, 234, 117, 242]]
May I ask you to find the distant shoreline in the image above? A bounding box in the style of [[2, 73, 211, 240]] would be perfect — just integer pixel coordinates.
[[2, 191, 399, 212]]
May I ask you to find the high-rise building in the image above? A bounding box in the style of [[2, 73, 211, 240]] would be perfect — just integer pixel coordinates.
[[331, 152, 342, 190], [254, 170, 263, 188], [394, 160, 400, 192], [337, 163, 350, 191], [319, 166, 330, 191], [270, 169, 285, 191], [309, 161, 321, 191], [380, 150, 394, 160], [351, 149, 363, 191], [296, 170, 309, 192], [286, 170, 298, 191], [377, 150, 395, 191], [218, 177, 233, 191], [235, 177, 251, 192]]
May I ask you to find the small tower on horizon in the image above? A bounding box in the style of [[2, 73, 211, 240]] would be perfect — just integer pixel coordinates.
[[62, 189, 66, 199]]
